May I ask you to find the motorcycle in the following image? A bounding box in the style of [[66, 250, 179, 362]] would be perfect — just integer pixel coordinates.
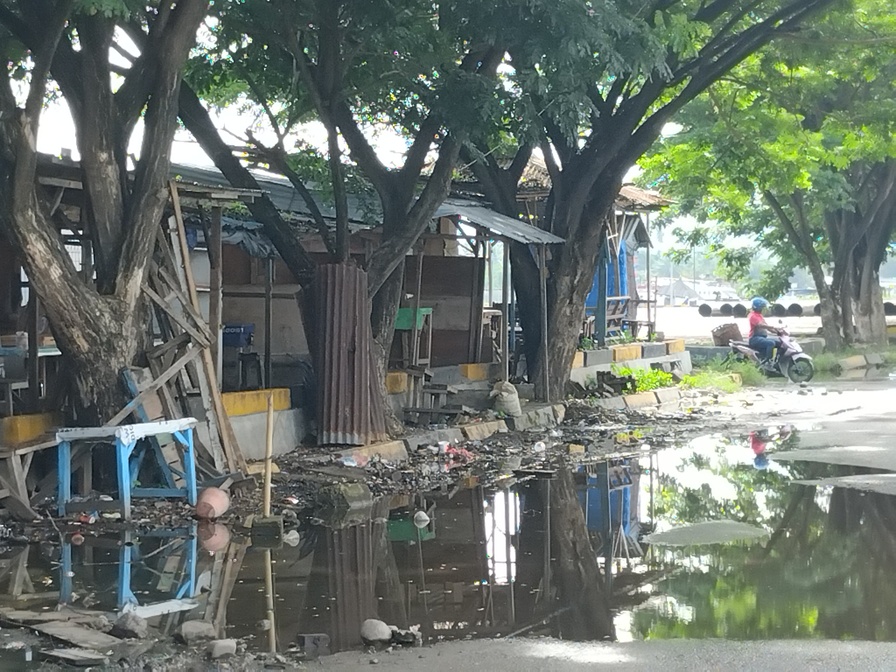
[[728, 324, 815, 383]]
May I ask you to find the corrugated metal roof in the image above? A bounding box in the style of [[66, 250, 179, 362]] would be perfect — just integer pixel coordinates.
[[171, 163, 564, 244], [435, 198, 565, 245]]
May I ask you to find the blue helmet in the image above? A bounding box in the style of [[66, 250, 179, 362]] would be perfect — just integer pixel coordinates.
[[751, 297, 768, 311], [754, 454, 769, 470]]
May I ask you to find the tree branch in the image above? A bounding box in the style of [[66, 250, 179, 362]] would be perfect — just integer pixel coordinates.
[[247, 135, 338, 257], [178, 82, 317, 285]]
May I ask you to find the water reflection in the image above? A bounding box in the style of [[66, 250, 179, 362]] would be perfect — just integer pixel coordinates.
[[5, 425, 896, 657]]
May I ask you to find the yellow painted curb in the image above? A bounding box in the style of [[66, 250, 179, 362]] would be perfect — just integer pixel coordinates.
[[611, 344, 640, 362], [460, 363, 490, 381], [0, 412, 61, 446], [571, 351, 585, 369], [222, 388, 290, 417], [385, 371, 408, 395], [665, 338, 686, 354]]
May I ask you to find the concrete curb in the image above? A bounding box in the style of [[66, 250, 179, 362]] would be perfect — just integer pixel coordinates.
[[591, 387, 684, 411]]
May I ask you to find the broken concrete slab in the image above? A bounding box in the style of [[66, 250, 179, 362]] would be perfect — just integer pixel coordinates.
[[552, 403, 567, 424], [624, 392, 659, 409], [340, 440, 409, 465], [505, 405, 557, 432], [403, 428, 465, 452], [594, 397, 626, 411], [175, 620, 218, 645], [461, 420, 508, 441], [865, 352, 885, 366], [838, 354, 868, 370], [110, 612, 148, 639], [207, 639, 238, 659], [583, 349, 613, 367], [641, 343, 667, 359], [655, 388, 682, 405]]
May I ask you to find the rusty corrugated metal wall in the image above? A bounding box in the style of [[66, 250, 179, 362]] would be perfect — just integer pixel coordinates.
[[311, 263, 387, 446]]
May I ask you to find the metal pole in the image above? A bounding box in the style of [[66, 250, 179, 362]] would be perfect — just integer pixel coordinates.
[[502, 239, 510, 381], [539, 245, 550, 403], [264, 257, 273, 388]]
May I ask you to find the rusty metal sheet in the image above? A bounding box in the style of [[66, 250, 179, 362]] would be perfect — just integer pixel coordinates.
[[310, 263, 387, 446]]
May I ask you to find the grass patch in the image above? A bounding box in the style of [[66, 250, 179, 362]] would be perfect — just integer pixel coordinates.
[[679, 356, 766, 392], [679, 370, 743, 394]]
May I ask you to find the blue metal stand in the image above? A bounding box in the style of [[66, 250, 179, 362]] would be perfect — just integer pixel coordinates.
[[56, 419, 198, 521]]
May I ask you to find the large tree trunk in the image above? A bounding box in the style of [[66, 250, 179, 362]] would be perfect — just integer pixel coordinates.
[[817, 286, 845, 352], [852, 254, 887, 345], [370, 265, 405, 436], [530, 205, 608, 401], [549, 469, 615, 640]]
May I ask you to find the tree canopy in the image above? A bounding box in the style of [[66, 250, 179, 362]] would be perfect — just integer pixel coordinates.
[[640, 0, 896, 347]]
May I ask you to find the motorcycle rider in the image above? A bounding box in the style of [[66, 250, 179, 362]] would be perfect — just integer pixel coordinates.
[[748, 297, 782, 364]]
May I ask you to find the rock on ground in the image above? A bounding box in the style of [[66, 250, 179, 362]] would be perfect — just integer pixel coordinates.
[[360, 619, 392, 645], [175, 620, 218, 644], [207, 639, 238, 659], [110, 612, 149, 639]]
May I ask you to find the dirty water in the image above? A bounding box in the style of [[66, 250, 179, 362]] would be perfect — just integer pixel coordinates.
[[2, 422, 896, 664]]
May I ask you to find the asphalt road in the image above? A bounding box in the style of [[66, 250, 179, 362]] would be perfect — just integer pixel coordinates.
[[322, 638, 896, 671]]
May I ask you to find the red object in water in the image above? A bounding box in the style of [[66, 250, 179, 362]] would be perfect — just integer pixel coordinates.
[[195, 486, 231, 520]]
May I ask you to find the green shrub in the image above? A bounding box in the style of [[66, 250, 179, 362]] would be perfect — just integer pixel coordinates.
[[613, 365, 675, 392]]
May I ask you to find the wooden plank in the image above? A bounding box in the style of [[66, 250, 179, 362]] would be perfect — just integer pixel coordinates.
[[208, 208, 223, 379], [105, 347, 200, 427], [168, 183, 244, 474], [38, 648, 108, 666], [126, 368, 186, 487], [143, 282, 211, 348], [34, 621, 122, 649]]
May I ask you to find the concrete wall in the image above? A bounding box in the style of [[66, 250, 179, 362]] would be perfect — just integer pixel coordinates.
[[200, 408, 309, 462]]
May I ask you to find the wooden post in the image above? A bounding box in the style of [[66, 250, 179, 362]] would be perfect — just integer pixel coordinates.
[[410, 247, 424, 366], [27, 293, 39, 411], [168, 181, 245, 473], [264, 257, 273, 388], [502, 239, 510, 382], [263, 548, 277, 653], [539, 245, 550, 403], [263, 393, 274, 518], [208, 208, 223, 385], [645, 213, 652, 326]]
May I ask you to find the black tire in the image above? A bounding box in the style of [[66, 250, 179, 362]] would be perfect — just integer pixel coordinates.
[[787, 303, 803, 317], [733, 304, 748, 318], [772, 303, 787, 317], [786, 358, 814, 383], [885, 302, 896, 316], [813, 303, 821, 316], [699, 303, 712, 317], [720, 303, 733, 316]]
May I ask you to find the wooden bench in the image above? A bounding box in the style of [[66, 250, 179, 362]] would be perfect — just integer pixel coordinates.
[[0, 435, 59, 520]]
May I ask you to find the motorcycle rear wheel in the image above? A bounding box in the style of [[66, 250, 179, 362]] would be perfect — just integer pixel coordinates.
[[786, 358, 814, 383]]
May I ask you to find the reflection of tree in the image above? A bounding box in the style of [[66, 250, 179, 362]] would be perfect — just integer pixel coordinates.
[[549, 469, 615, 640], [638, 443, 896, 641], [638, 431, 896, 640]]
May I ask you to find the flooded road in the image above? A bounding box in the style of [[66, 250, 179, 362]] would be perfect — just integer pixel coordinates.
[[1, 380, 895, 665]]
